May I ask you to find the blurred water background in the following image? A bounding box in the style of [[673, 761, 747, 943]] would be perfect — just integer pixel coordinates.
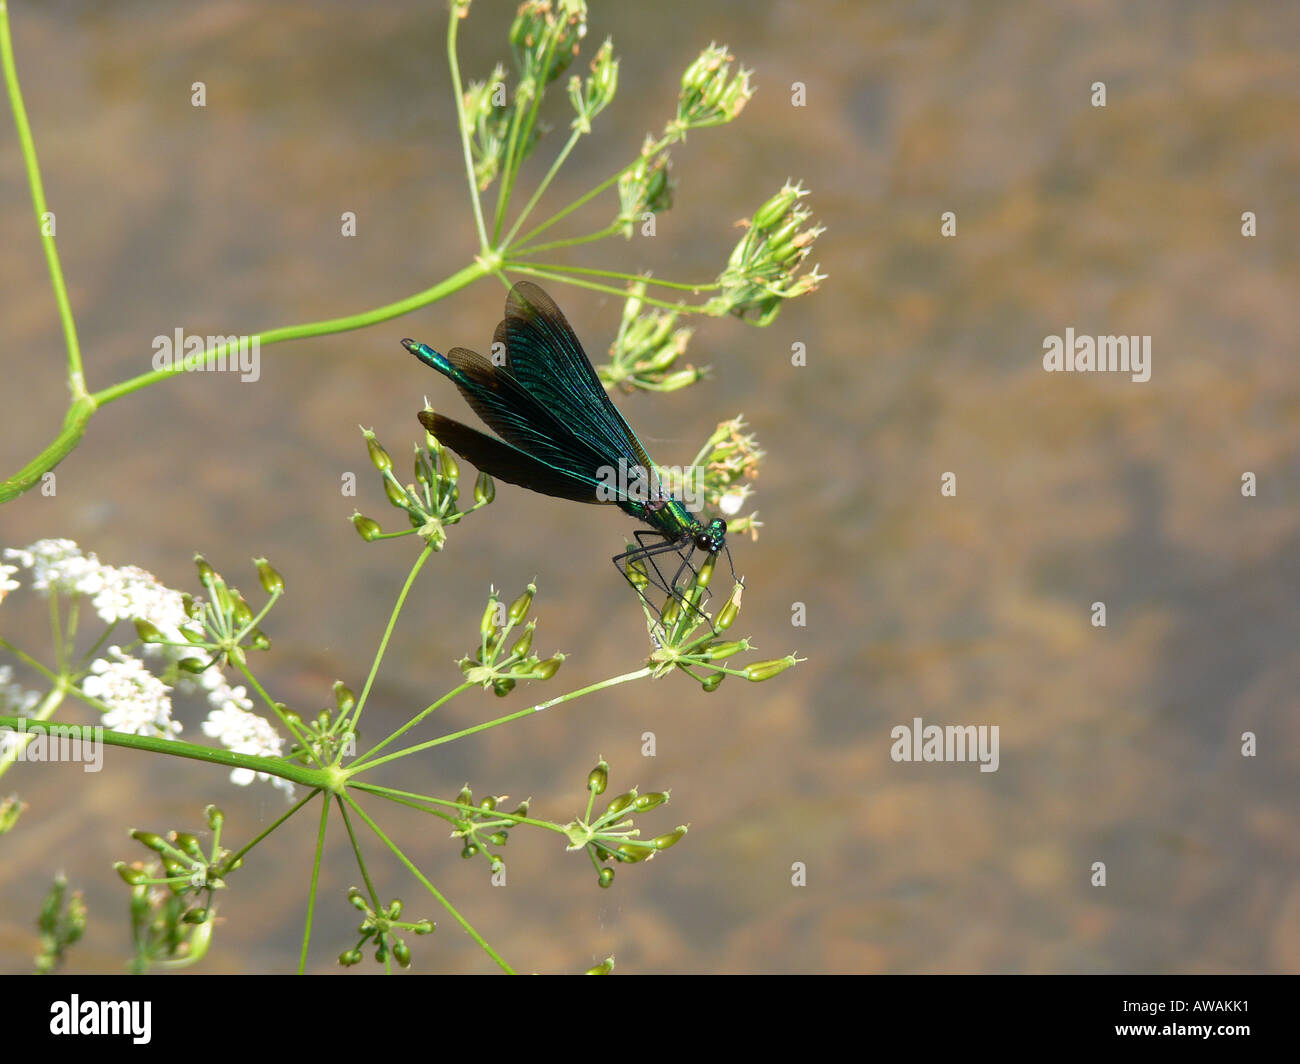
[[1, 0, 1297, 973]]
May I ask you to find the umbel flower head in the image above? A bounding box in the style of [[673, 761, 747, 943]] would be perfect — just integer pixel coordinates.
[[707, 180, 826, 325], [353, 424, 495, 552]]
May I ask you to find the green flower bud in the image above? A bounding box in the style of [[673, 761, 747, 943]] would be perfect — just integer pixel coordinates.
[[461, 844, 479, 859], [587, 760, 608, 795], [474, 471, 495, 504], [694, 554, 715, 590], [597, 868, 615, 889], [249, 628, 271, 651], [392, 940, 412, 968], [716, 583, 743, 630], [752, 186, 800, 230], [182, 907, 210, 925], [604, 791, 637, 817], [493, 677, 516, 697], [254, 558, 284, 594], [633, 791, 669, 812], [339, 949, 363, 967], [701, 671, 724, 693], [383, 477, 410, 508], [624, 551, 649, 590], [173, 832, 204, 860], [508, 584, 535, 623], [131, 618, 162, 644], [365, 433, 392, 472], [488, 831, 508, 846], [652, 826, 688, 850], [456, 784, 473, 807], [352, 514, 382, 541], [130, 830, 168, 853], [533, 655, 563, 680], [744, 656, 797, 681], [439, 450, 460, 482], [479, 795, 498, 812], [178, 655, 210, 674], [334, 681, 356, 714], [413, 920, 434, 935], [615, 841, 655, 863], [510, 621, 535, 659], [656, 368, 701, 392], [661, 595, 680, 627], [231, 594, 254, 627], [194, 555, 215, 588], [205, 805, 224, 831], [480, 596, 501, 641], [115, 862, 149, 886], [704, 640, 747, 660]]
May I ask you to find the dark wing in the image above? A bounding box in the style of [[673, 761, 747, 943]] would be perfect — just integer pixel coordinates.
[[436, 345, 634, 494], [499, 281, 656, 473], [418, 411, 611, 505]]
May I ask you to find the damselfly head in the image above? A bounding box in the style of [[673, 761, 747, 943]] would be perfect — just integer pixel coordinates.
[[694, 518, 727, 553]]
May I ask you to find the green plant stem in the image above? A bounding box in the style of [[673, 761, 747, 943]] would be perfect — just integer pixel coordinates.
[[344, 543, 435, 739], [340, 790, 514, 973], [0, 261, 489, 503], [0, 678, 67, 781], [509, 132, 672, 250], [493, 22, 559, 243], [0, 718, 333, 789], [0, 0, 85, 399], [299, 793, 330, 975], [500, 127, 582, 248], [350, 780, 565, 834], [351, 679, 474, 770], [509, 261, 717, 292], [226, 787, 323, 868], [447, 5, 489, 251], [509, 222, 625, 257], [335, 796, 381, 906], [95, 262, 487, 407], [505, 264, 700, 312], [347, 667, 652, 775]]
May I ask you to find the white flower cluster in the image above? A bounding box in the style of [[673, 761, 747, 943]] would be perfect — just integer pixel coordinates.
[[201, 682, 293, 796], [81, 647, 180, 738], [3, 538, 292, 797], [0, 563, 19, 604], [0, 664, 42, 758]]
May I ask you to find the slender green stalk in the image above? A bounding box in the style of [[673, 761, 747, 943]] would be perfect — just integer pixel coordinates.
[[509, 222, 624, 258], [447, 5, 489, 251], [348, 667, 652, 774], [509, 133, 671, 251], [351, 679, 474, 768], [94, 262, 487, 407], [352, 780, 566, 834], [500, 127, 582, 248], [509, 261, 716, 292], [298, 793, 330, 975], [0, 679, 67, 780], [227, 787, 322, 868], [0, 718, 334, 789], [0, 261, 489, 503], [335, 796, 381, 905], [0, 0, 85, 398], [505, 264, 697, 311], [341, 790, 514, 973], [493, 21, 560, 242], [344, 544, 435, 738]]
